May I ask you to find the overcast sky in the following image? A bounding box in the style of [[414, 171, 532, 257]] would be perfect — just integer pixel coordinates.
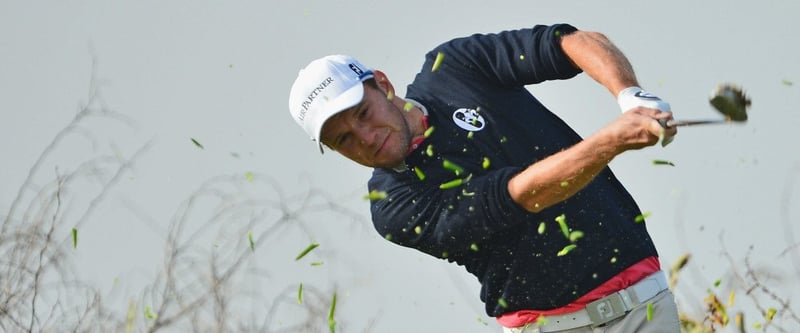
[[2, 1, 799, 332]]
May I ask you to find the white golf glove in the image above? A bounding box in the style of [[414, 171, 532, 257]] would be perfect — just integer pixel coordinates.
[[617, 86, 674, 146], [617, 86, 671, 113]]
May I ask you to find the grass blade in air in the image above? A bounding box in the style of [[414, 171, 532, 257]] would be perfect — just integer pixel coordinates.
[[424, 126, 435, 137], [442, 159, 464, 176], [432, 51, 445, 72], [554, 214, 569, 238], [557, 244, 577, 256], [439, 178, 463, 189], [328, 292, 338, 333], [297, 283, 304, 304], [295, 243, 319, 261], [414, 167, 426, 180], [498, 298, 508, 308], [190, 138, 204, 149], [363, 190, 388, 201]]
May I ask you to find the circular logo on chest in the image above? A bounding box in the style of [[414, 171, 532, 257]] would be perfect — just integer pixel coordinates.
[[452, 108, 485, 131]]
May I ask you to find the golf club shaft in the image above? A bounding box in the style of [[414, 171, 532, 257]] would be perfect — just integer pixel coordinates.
[[659, 119, 728, 128]]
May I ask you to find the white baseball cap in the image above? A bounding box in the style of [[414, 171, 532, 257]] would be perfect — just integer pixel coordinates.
[[289, 54, 374, 153]]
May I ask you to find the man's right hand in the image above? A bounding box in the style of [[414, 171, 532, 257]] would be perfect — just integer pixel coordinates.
[[602, 107, 678, 152]]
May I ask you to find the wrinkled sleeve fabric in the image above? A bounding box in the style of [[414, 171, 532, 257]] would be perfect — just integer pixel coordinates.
[[438, 24, 582, 87]]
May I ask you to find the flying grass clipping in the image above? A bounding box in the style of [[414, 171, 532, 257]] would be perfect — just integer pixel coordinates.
[[295, 243, 319, 261]]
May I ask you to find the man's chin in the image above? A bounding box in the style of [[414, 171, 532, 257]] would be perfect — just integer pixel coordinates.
[[368, 148, 407, 169], [372, 156, 407, 169]]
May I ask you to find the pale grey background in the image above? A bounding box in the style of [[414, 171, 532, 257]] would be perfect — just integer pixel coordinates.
[[2, 1, 799, 332]]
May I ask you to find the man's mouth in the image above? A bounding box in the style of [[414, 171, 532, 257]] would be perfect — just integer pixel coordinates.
[[375, 131, 389, 157]]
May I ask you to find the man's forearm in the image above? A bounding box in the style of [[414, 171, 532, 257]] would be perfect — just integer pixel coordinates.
[[506, 106, 672, 213], [507, 131, 618, 213], [561, 30, 639, 97]]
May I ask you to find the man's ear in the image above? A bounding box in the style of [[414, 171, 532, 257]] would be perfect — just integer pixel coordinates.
[[372, 70, 395, 96]]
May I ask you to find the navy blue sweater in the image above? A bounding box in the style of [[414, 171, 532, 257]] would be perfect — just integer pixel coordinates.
[[368, 24, 658, 317]]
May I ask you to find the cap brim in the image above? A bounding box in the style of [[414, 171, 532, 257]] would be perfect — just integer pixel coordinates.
[[311, 80, 368, 154]]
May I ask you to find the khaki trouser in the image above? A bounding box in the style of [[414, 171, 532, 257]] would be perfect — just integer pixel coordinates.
[[502, 290, 680, 333]]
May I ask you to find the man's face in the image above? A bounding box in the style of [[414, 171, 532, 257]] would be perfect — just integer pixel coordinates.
[[319, 81, 412, 168]]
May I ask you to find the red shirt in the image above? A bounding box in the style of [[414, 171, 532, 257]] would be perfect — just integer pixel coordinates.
[[496, 256, 660, 328]]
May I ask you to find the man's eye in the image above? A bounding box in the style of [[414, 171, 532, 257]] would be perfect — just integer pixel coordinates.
[[358, 108, 368, 120], [337, 133, 350, 147]]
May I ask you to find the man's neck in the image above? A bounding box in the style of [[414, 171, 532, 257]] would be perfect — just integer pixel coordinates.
[[391, 98, 429, 173], [403, 98, 429, 138]]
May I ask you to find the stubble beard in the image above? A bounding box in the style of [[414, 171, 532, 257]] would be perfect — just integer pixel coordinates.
[[376, 108, 413, 170]]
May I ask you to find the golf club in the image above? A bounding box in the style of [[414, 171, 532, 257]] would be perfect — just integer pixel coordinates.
[[660, 84, 751, 128]]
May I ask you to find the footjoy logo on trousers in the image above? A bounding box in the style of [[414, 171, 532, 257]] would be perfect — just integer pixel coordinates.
[[452, 108, 486, 131]]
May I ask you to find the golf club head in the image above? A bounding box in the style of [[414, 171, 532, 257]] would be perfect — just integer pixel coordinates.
[[709, 84, 750, 122]]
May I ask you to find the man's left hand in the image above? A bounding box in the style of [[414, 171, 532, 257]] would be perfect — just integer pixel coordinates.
[[617, 87, 676, 146]]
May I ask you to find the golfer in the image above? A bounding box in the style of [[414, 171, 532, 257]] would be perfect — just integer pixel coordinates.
[[289, 23, 680, 332]]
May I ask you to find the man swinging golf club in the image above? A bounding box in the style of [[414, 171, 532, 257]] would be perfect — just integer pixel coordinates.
[[289, 23, 680, 332]]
